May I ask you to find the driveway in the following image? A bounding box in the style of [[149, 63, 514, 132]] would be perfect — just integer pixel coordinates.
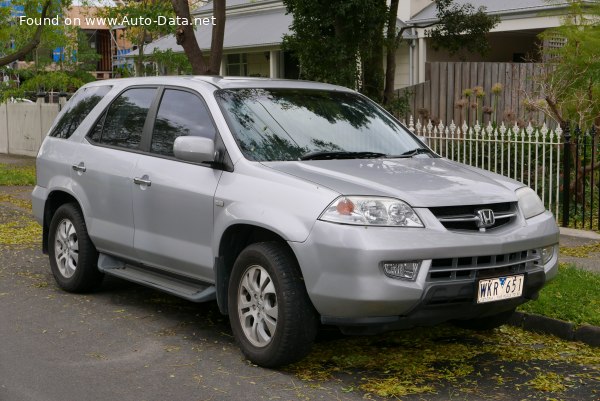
[[0, 181, 598, 401]]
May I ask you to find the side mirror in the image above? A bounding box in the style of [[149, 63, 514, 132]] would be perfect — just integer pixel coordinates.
[[173, 136, 215, 164]]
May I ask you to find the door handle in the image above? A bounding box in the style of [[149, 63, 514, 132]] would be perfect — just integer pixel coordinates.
[[72, 162, 86, 173], [133, 176, 152, 187]]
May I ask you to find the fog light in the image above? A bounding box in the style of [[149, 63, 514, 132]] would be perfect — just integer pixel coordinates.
[[541, 245, 555, 264], [382, 261, 421, 281]]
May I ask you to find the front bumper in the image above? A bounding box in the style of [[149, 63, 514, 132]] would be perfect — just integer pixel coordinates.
[[289, 210, 559, 326]]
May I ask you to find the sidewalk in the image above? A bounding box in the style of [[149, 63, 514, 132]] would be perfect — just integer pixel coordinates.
[[559, 227, 600, 273]]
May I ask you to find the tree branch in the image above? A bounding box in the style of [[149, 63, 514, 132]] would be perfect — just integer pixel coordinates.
[[0, 0, 52, 68]]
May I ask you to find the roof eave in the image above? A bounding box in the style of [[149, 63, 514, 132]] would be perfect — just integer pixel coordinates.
[[408, 3, 572, 26]]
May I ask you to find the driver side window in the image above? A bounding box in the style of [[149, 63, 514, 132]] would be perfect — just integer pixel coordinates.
[[151, 89, 216, 157]]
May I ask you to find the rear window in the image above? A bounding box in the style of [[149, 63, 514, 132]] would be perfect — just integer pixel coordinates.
[[49, 85, 112, 139]]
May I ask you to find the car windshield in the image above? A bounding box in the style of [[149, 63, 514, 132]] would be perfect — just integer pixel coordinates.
[[216, 88, 428, 162]]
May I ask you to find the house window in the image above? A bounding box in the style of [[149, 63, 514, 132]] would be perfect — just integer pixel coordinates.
[[227, 54, 248, 76]]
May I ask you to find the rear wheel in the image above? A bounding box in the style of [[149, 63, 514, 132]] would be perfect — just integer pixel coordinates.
[[228, 242, 318, 368], [452, 308, 516, 331], [48, 203, 103, 292]]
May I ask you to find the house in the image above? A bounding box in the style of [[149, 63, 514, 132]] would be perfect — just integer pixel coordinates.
[[407, 0, 573, 85], [140, 0, 296, 79], [137, 0, 574, 89], [65, 5, 132, 79]]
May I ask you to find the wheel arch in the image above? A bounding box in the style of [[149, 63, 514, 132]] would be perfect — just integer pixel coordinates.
[[214, 224, 302, 315], [42, 190, 82, 254]]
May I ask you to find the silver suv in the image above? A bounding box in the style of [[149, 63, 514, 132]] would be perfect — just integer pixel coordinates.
[[33, 77, 559, 367]]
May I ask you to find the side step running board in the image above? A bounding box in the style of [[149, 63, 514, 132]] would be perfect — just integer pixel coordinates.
[[97, 254, 216, 303]]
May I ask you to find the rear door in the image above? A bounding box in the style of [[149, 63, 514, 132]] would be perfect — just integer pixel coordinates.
[[131, 88, 222, 282], [74, 87, 158, 260]]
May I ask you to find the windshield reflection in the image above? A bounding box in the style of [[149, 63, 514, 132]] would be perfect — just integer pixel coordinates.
[[216, 89, 424, 162]]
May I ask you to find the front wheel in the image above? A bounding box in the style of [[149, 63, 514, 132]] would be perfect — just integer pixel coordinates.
[[48, 203, 103, 293], [452, 308, 516, 331], [228, 242, 318, 368]]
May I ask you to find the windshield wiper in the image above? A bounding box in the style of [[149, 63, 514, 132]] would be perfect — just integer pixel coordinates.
[[300, 151, 387, 161], [393, 148, 433, 158]]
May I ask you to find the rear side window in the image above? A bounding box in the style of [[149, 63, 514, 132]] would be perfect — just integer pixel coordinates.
[[151, 89, 216, 157], [89, 88, 156, 150], [49, 85, 112, 139]]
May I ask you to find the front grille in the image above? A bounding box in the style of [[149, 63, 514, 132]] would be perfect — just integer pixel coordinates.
[[427, 249, 541, 282], [429, 202, 518, 231]]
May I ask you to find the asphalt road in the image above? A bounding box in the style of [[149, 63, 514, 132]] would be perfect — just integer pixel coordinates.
[[0, 184, 598, 401]]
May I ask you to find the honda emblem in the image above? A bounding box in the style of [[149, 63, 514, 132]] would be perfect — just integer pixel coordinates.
[[476, 209, 495, 231]]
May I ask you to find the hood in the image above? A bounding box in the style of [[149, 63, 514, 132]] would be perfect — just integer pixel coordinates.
[[262, 158, 520, 207]]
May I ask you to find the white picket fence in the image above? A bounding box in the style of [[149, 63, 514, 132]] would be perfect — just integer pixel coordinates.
[[404, 117, 563, 217]]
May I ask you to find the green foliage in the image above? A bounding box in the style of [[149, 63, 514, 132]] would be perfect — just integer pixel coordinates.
[[73, 28, 101, 72], [385, 89, 412, 119], [518, 263, 600, 326], [428, 0, 500, 57], [149, 48, 192, 75], [23, 70, 79, 93], [0, 1, 74, 67], [0, 69, 94, 101], [283, 0, 498, 104], [282, 0, 387, 101], [535, 0, 600, 129]]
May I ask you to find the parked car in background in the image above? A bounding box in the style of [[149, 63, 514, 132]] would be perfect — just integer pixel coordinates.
[[32, 77, 559, 367], [8, 97, 34, 104]]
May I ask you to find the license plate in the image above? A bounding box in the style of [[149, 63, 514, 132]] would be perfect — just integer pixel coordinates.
[[477, 275, 524, 304]]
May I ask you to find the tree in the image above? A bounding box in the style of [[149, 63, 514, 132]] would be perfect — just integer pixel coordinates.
[[524, 0, 600, 205], [282, 0, 498, 105], [0, 0, 68, 68], [95, 0, 226, 76], [282, 0, 387, 101], [528, 0, 600, 130], [170, 0, 225, 75]]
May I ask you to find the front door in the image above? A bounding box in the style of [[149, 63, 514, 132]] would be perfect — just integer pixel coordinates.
[[132, 88, 222, 282]]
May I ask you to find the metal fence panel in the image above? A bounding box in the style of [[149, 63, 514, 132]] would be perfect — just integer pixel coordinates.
[[405, 117, 563, 219]]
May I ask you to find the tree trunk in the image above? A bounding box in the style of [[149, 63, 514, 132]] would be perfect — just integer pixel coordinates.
[[171, 0, 226, 75], [383, 0, 400, 106], [208, 0, 226, 75], [0, 0, 52, 68], [135, 29, 146, 77], [171, 0, 208, 74]]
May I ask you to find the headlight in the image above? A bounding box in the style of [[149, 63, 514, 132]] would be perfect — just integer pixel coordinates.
[[319, 196, 424, 227], [516, 187, 545, 219]]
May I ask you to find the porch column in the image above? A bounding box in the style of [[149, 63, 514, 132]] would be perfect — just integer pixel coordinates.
[[220, 57, 226, 76], [269, 50, 279, 78], [418, 36, 426, 83]]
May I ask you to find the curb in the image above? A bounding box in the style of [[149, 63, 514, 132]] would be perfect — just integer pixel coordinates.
[[508, 312, 600, 347], [560, 227, 600, 240]]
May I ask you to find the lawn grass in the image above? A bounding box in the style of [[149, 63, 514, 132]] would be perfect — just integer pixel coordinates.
[[0, 164, 35, 186], [518, 263, 600, 327]]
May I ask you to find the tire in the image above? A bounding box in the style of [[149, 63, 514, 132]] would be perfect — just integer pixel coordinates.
[[48, 203, 103, 293], [452, 308, 516, 331], [228, 242, 318, 368]]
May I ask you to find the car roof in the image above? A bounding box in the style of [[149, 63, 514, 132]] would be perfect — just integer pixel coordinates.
[[84, 76, 354, 92]]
